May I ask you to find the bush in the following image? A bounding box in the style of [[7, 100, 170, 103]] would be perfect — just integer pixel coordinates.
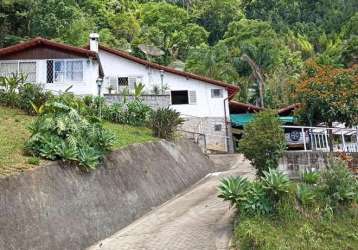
[[261, 168, 290, 202], [318, 159, 358, 207], [218, 176, 250, 208], [218, 169, 291, 216], [103, 100, 151, 126], [18, 83, 53, 115], [296, 184, 316, 207], [238, 110, 286, 177], [148, 107, 184, 140], [301, 169, 320, 185], [25, 101, 115, 170], [0, 74, 24, 107]]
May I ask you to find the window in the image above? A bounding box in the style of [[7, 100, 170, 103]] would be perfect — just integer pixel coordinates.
[[66, 61, 83, 81], [0, 61, 36, 82], [214, 124, 222, 131], [118, 77, 129, 86], [211, 89, 223, 98], [171, 90, 189, 105], [48, 60, 83, 83], [19, 62, 36, 82], [0, 62, 18, 77]]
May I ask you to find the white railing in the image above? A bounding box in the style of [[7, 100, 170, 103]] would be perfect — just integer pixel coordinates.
[[282, 125, 358, 152]]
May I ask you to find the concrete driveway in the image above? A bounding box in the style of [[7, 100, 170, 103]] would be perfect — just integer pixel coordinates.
[[87, 155, 254, 250]]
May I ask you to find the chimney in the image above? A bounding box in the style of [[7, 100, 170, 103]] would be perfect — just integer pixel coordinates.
[[89, 33, 99, 52]]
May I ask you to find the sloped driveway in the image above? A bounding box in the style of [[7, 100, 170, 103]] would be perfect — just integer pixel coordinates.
[[87, 155, 254, 250]]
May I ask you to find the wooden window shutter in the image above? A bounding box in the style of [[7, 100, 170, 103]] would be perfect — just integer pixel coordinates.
[[47, 60, 53, 83], [188, 90, 197, 105]]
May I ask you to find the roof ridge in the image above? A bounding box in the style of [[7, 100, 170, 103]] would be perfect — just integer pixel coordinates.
[[95, 44, 239, 95]]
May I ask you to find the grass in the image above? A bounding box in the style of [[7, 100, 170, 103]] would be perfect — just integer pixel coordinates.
[[233, 207, 358, 250], [0, 106, 156, 177], [0, 106, 36, 176], [103, 122, 156, 149]]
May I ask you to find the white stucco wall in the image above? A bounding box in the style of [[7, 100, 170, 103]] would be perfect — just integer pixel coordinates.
[[99, 50, 230, 119], [0, 58, 99, 96]]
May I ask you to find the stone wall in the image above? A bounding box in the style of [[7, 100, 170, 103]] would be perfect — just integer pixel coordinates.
[[0, 139, 215, 250], [104, 94, 170, 109], [279, 151, 358, 178], [180, 116, 232, 152]]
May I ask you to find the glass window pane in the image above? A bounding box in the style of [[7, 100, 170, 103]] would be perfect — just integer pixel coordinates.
[[0, 62, 18, 77], [19, 62, 36, 82]]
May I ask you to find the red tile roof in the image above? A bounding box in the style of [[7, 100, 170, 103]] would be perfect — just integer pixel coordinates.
[[229, 100, 263, 114], [277, 103, 301, 115], [95, 45, 239, 97], [0, 37, 97, 59]]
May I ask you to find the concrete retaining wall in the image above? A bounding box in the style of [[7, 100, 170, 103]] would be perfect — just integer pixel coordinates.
[[279, 151, 358, 178], [0, 139, 214, 250]]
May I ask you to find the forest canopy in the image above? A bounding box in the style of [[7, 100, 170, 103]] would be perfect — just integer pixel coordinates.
[[1, 0, 357, 108]]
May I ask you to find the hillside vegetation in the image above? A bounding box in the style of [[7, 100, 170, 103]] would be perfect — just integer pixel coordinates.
[[0, 106, 155, 176], [1, 0, 357, 108]]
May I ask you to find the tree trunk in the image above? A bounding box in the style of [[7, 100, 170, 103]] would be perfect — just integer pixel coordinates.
[[328, 121, 334, 152]]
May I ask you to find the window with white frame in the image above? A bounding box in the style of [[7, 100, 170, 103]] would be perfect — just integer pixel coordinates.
[[171, 90, 197, 105], [19, 62, 36, 82], [0, 61, 36, 82], [211, 88, 223, 98], [47, 60, 83, 83], [0, 62, 18, 77]]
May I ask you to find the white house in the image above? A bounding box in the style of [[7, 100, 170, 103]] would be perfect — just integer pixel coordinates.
[[0, 35, 239, 152]]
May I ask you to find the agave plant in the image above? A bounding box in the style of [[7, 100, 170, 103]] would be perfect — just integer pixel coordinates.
[[218, 176, 250, 208], [261, 168, 290, 199], [301, 169, 320, 185]]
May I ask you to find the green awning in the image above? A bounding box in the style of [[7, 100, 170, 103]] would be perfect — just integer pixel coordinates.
[[230, 114, 294, 127]]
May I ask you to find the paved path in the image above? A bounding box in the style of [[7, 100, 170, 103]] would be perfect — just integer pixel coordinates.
[[88, 155, 254, 250]]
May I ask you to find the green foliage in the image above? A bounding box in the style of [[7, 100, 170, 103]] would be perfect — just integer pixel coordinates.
[[301, 169, 320, 184], [261, 168, 290, 200], [147, 107, 184, 140], [296, 184, 316, 207], [238, 110, 286, 177], [103, 100, 151, 126], [318, 159, 358, 207], [25, 101, 115, 170], [218, 169, 291, 216], [17, 83, 53, 115], [0, 76, 52, 114], [217, 176, 250, 208]]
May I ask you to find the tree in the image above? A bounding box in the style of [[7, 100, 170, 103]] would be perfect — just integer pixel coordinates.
[[185, 42, 239, 83], [294, 60, 358, 150], [194, 0, 243, 45], [238, 110, 286, 177]]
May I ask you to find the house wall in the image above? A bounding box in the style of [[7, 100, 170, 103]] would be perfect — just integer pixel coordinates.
[[99, 50, 229, 119], [0, 58, 99, 96], [99, 50, 232, 151]]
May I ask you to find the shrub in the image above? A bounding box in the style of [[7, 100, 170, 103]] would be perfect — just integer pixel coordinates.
[[218, 176, 250, 208], [243, 181, 273, 216], [296, 184, 316, 207], [318, 159, 358, 207], [25, 101, 115, 170], [238, 110, 286, 177], [103, 100, 151, 126], [124, 99, 151, 126], [261, 168, 290, 202], [17, 83, 53, 115], [0, 74, 24, 107], [148, 107, 184, 140], [301, 169, 320, 185]]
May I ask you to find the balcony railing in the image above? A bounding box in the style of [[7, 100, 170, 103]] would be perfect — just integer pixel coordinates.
[[283, 125, 358, 152]]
